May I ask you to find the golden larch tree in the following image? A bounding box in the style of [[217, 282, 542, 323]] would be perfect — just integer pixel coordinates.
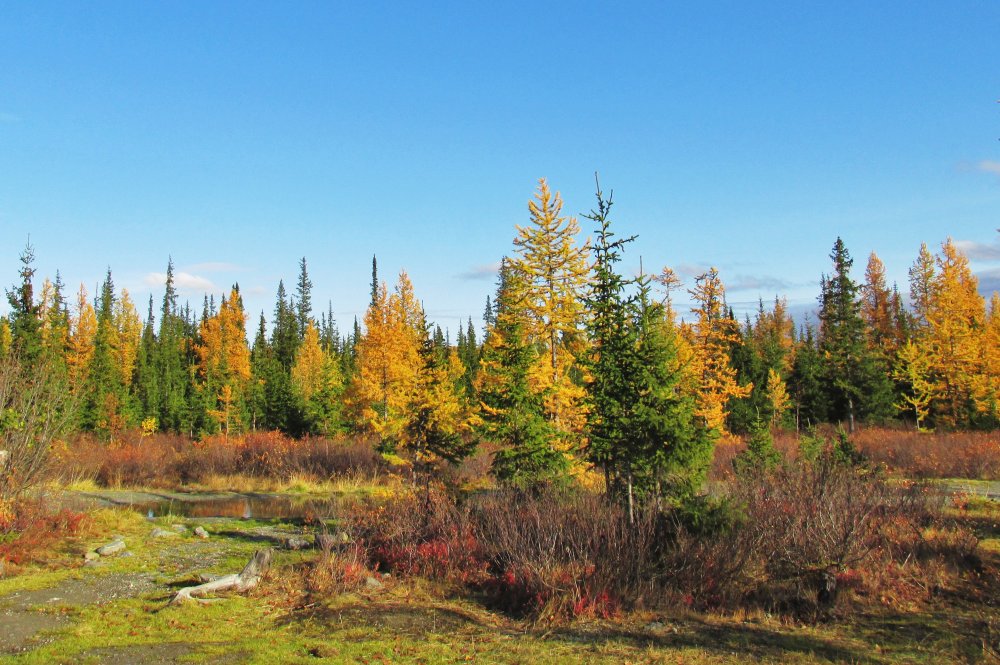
[[67, 284, 97, 392], [685, 268, 751, 434], [113, 288, 143, 387], [347, 270, 423, 443], [196, 287, 251, 436], [510, 178, 590, 435]]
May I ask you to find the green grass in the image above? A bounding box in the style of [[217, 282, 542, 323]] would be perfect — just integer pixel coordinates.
[[2, 495, 997, 664]]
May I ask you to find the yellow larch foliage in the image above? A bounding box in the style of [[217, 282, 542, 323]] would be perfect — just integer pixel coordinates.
[[113, 288, 143, 386], [347, 271, 423, 442], [0, 319, 11, 357], [686, 268, 751, 434], [401, 347, 476, 468], [980, 293, 1000, 419], [196, 287, 251, 384], [908, 242, 936, 329], [924, 239, 986, 426], [766, 367, 790, 427], [893, 338, 935, 430], [67, 284, 97, 391], [292, 321, 341, 401], [860, 252, 898, 353], [510, 178, 591, 433]]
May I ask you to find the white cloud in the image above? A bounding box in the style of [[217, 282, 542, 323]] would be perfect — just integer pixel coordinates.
[[977, 160, 1000, 177], [954, 238, 1000, 261], [144, 271, 215, 292], [726, 274, 795, 292], [674, 263, 711, 278], [456, 262, 501, 281]]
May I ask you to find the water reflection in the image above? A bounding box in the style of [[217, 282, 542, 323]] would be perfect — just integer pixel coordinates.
[[132, 495, 340, 520]]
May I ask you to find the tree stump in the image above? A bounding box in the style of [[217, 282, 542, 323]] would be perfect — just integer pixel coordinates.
[[169, 548, 273, 605]]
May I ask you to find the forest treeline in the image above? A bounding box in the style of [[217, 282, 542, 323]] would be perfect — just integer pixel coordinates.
[[3, 179, 999, 498]]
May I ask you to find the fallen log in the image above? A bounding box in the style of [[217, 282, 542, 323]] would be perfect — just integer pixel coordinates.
[[169, 548, 273, 606]]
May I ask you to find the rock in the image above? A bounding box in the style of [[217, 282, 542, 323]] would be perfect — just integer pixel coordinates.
[[315, 532, 350, 551], [285, 536, 310, 551], [645, 621, 665, 631], [364, 576, 383, 590], [150, 528, 178, 538], [0, 450, 8, 468], [84, 551, 100, 561], [121, 551, 134, 558], [96, 539, 126, 556], [193, 526, 209, 539]]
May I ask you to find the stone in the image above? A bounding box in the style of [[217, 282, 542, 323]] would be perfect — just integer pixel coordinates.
[[96, 539, 126, 556], [364, 576, 383, 590], [150, 528, 178, 538], [193, 526, 209, 539], [84, 551, 100, 561], [285, 536, 310, 551]]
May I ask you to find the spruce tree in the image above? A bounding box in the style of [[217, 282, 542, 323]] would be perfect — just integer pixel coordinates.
[[818, 238, 894, 429], [477, 260, 565, 486], [295, 257, 313, 340], [6, 242, 43, 363]]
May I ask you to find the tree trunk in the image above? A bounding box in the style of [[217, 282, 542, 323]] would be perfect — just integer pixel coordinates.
[[170, 548, 273, 605]]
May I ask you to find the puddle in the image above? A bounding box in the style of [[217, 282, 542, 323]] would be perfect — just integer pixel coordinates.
[[65, 491, 342, 520]]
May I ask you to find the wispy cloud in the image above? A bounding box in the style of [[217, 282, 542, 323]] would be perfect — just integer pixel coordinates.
[[955, 238, 1000, 261], [726, 274, 795, 292], [674, 263, 712, 278], [144, 271, 215, 292], [456, 262, 501, 281], [978, 268, 1000, 297], [977, 160, 1000, 177]]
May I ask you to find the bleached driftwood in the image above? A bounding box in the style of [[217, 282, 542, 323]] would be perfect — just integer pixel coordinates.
[[169, 548, 272, 606]]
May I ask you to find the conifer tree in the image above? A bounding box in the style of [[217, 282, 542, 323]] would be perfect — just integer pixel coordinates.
[[347, 271, 423, 444], [686, 268, 750, 435], [295, 257, 313, 340], [155, 259, 192, 433], [510, 178, 590, 435], [84, 270, 127, 438], [818, 238, 894, 429], [401, 318, 476, 489], [6, 242, 43, 363], [291, 321, 344, 435], [477, 261, 564, 486], [67, 284, 97, 394]]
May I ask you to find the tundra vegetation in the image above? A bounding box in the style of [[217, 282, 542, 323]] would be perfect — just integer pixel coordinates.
[[0, 179, 997, 662]]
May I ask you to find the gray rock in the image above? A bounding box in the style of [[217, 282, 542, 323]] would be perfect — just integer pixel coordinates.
[[285, 536, 310, 550], [150, 528, 178, 538], [84, 551, 100, 561], [95, 539, 126, 556], [193, 526, 209, 539], [364, 576, 383, 590]]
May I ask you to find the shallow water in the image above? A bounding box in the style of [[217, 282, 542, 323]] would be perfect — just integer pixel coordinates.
[[64, 490, 342, 520]]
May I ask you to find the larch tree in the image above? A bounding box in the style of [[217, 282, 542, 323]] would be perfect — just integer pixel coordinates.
[[686, 268, 750, 436], [291, 321, 344, 435], [510, 178, 590, 437], [477, 260, 565, 486], [196, 286, 251, 437], [347, 270, 423, 446], [67, 284, 97, 393], [923, 239, 988, 427]]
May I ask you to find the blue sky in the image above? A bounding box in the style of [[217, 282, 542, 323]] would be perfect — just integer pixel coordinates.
[[2, 1, 999, 335]]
